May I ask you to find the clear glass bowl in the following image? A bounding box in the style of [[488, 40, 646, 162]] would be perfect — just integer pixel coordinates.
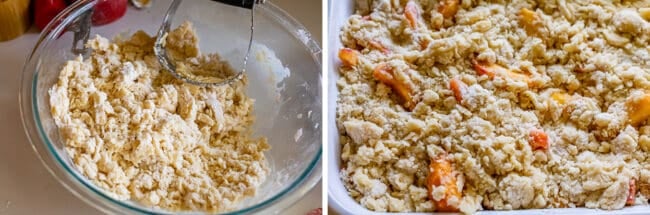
[[19, 0, 321, 214]]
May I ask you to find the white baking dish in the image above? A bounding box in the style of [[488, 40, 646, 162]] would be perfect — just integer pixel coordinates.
[[325, 0, 650, 214]]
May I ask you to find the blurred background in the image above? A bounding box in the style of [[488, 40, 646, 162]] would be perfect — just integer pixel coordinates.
[[0, 0, 321, 214]]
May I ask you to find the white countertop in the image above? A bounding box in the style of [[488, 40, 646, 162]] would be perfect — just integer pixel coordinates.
[[0, 1, 321, 214]]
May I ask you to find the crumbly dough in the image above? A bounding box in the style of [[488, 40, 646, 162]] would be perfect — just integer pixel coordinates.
[[162, 25, 238, 84], [337, 0, 650, 213], [49, 22, 269, 212]]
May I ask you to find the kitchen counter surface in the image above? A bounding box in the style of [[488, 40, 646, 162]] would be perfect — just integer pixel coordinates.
[[0, 0, 321, 214]]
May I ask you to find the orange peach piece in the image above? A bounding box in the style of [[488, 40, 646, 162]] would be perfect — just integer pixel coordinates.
[[627, 93, 650, 125], [405, 1, 418, 28], [369, 40, 390, 54], [372, 64, 417, 110], [427, 156, 461, 212], [372, 63, 394, 83], [472, 60, 534, 86], [627, 179, 636, 206], [529, 129, 549, 150], [338, 48, 358, 67], [438, 0, 460, 19], [419, 38, 430, 50], [473, 60, 499, 78], [519, 8, 541, 33], [449, 78, 467, 103]]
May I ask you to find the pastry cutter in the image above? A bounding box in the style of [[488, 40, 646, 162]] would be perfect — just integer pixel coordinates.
[[69, 0, 265, 86]]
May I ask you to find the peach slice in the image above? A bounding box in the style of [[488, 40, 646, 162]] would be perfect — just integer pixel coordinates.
[[338, 48, 358, 67], [427, 156, 461, 212], [627, 93, 650, 125], [519, 8, 542, 34], [472, 60, 534, 87], [627, 179, 636, 206], [529, 129, 549, 150], [438, 0, 460, 19], [373, 64, 418, 110], [450, 78, 468, 103], [405, 1, 419, 28]]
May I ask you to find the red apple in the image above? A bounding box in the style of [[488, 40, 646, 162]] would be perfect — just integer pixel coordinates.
[[91, 0, 127, 26], [34, 0, 68, 31]]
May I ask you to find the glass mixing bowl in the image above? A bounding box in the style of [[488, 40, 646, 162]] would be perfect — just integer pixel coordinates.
[[19, 0, 321, 214]]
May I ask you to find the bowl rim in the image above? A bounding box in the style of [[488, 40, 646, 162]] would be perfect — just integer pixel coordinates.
[[19, 0, 322, 214]]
